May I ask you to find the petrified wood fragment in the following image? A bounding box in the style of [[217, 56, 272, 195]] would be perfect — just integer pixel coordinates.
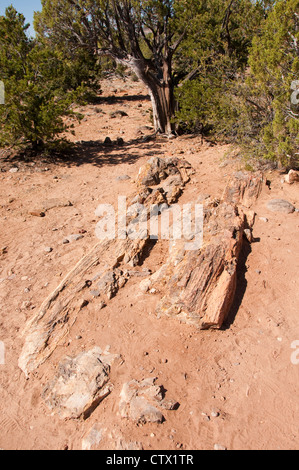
[[144, 171, 264, 329]]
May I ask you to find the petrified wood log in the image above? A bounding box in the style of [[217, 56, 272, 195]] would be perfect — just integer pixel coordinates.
[[144, 171, 264, 329], [18, 157, 194, 376]]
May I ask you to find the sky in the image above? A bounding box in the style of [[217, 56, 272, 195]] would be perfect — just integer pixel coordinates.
[[0, 0, 42, 36]]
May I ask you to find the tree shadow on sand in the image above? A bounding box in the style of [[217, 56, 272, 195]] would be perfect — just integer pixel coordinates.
[[0, 135, 164, 170]]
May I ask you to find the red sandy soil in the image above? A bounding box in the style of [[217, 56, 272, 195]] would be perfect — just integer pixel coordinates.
[[0, 76, 298, 450]]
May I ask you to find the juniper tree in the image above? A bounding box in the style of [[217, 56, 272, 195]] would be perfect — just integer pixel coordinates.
[[247, 0, 299, 165], [174, 0, 274, 136], [0, 6, 83, 150], [34, 0, 204, 135]]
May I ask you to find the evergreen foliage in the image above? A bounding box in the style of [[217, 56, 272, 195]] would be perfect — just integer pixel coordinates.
[[0, 1, 298, 166], [0, 7, 84, 150]]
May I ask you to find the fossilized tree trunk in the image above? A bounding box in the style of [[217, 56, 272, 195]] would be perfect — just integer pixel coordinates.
[[18, 157, 194, 376], [146, 171, 264, 329], [18, 162, 263, 377]]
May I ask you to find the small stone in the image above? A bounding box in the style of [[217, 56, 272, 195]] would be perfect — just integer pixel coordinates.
[[214, 444, 227, 451], [21, 301, 32, 310], [116, 174, 131, 181], [29, 211, 46, 217], [9, 167, 19, 173], [259, 217, 268, 223], [44, 247, 53, 253], [64, 234, 84, 243], [104, 137, 112, 146], [82, 424, 103, 450], [244, 228, 253, 243], [139, 278, 151, 293], [211, 411, 220, 418], [90, 290, 100, 298], [116, 137, 124, 146]]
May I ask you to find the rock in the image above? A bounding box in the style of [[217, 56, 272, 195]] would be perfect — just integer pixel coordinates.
[[90, 289, 100, 298], [121, 395, 164, 424], [243, 228, 253, 243], [110, 110, 128, 118], [64, 234, 84, 243], [116, 174, 131, 181], [44, 247, 53, 253], [9, 167, 19, 173], [139, 278, 151, 293], [214, 444, 227, 451], [222, 171, 263, 208], [136, 156, 193, 189], [104, 137, 112, 146], [42, 347, 120, 419], [115, 439, 143, 451], [267, 199, 295, 214], [29, 210, 46, 217], [82, 424, 103, 450], [82, 425, 143, 450], [116, 137, 124, 146], [41, 198, 73, 212], [285, 169, 299, 184], [119, 377, 176, 424]]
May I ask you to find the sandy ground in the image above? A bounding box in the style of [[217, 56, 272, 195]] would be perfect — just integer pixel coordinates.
[[0, 76, 298, 450]]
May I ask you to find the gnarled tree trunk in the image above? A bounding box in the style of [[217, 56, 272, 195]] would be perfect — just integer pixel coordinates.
[[119, 55, 176, 135]]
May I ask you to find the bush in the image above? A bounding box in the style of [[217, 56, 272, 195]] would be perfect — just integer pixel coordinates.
[[0, 7, 83, 151]]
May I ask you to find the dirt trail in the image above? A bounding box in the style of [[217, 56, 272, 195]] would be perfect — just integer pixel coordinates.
[[0, 76, 298, 450]]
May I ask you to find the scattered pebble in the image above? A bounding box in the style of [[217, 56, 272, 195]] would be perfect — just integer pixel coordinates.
[[29, 211, 45, 218], [214, 444, 227, 451], [44, 247, 53, 253], [63, 234, 84, 243]]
